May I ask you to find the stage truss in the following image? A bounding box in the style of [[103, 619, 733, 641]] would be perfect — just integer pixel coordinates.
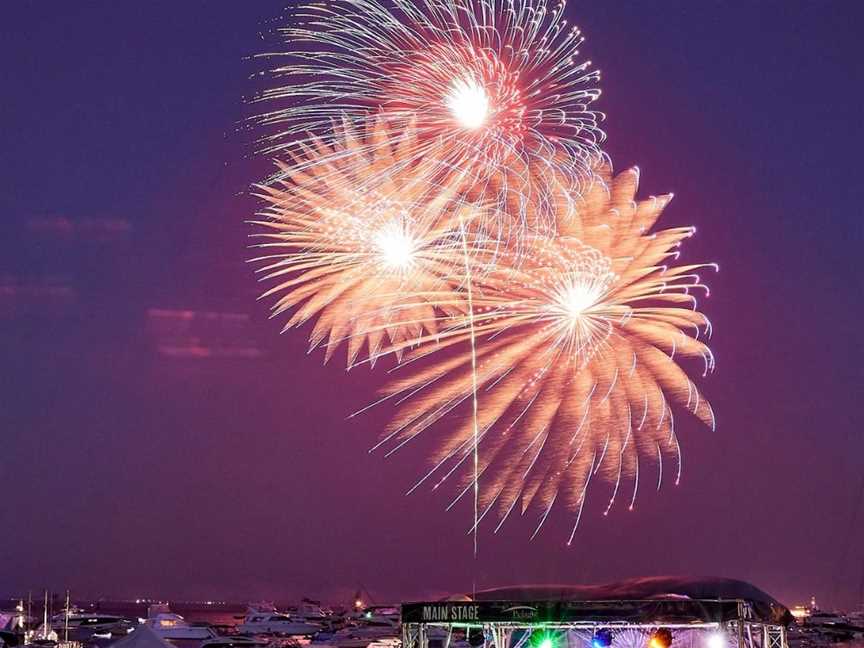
[[401, 601, 788, 648]]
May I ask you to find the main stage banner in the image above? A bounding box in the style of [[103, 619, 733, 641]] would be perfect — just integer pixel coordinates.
[[401, 600, 746, 625]]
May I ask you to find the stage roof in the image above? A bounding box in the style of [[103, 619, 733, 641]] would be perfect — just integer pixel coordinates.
[[402, 577, 791, 626]]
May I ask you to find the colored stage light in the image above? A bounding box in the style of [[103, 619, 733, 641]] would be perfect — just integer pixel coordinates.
[[593, 629, 614, 648], [530, 631, 559, 648], [648, 629, 673, 648]]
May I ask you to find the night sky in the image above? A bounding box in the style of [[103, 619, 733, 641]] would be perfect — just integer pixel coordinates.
[[2, 1, 863, 609]]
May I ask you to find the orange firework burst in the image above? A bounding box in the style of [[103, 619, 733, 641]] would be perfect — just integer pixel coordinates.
[[251, 119, 485, 367], [372, 165, 716, 541], [255, 0, 605, 234]]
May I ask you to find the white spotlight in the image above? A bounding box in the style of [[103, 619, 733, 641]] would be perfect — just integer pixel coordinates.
[[706, 632, 726, 648]]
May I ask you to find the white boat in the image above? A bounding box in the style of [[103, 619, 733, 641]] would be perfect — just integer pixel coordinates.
[[144, 605, 215, 640], [237, 609, 321, 636], [806, 611, 848, 627], [293, 601, 330, 621], [201, 637, 269, 648], [317, 612, 400, 648], [50, 612, 132, 637], [353, 607, 399, 627], [320, 626, 400, 648], [807, 610, 864, 632]]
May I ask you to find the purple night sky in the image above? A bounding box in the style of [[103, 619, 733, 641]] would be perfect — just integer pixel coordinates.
[[1, 1, 862, 609]]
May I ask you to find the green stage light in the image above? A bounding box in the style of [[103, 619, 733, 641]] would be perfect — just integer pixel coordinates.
[[530, 630, 561, 648]]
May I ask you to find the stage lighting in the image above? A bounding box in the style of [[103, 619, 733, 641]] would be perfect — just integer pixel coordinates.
[[648, 629, 673, 648], [530, 631, 559, 648], [592, 629, 614, 648], [706, 633, 726, 648]]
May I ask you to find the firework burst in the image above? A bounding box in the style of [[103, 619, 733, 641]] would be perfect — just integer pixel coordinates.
[[251, 119, 484, 367], [371, 165, 716, 540], [255, 0, 605, 234]]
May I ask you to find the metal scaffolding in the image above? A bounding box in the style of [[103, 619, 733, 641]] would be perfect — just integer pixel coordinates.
[[401, 600, 788, 648]]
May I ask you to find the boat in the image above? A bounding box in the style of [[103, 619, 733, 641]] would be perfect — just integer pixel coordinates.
[[353, 606, 399, 627], [237, 608, 321, 636], [802, 610, 864, 643], [49, 612, 132, 638], [317, 625, 399, 648], [806, 610, 848, 627], [201, 637, 269, 648], [144, 605, 216, 640], [314, 610, 399, 648], [293, 600, 330, 621]]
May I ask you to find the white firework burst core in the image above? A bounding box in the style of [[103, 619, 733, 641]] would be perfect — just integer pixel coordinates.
[[373, 219, 418, 270], [445, 76, 490, 130], [553, 271, 612, 322]]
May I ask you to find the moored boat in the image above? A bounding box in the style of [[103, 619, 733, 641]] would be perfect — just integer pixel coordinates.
[[237, 607, 321, 636], [144, 605, 216, 640]]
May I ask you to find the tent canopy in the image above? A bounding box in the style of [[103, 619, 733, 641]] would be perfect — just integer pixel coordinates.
[[110, 624, 176, 648]]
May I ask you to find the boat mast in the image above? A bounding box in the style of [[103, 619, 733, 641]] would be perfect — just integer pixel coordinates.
[[26, 591, 32, 645], [42, 591, 48, 641], [15, 599, 24, 643], [64, 590, 70, 643]]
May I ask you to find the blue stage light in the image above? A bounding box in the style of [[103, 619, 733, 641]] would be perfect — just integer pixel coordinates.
[[593, 629, 614, 648]]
